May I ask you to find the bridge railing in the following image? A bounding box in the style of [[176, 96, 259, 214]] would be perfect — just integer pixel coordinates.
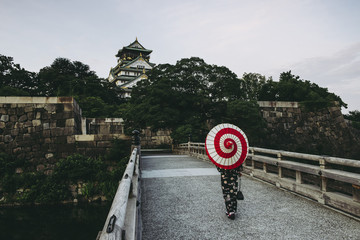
[[97, 147, 141, 240], [174, 142, 360, 218]]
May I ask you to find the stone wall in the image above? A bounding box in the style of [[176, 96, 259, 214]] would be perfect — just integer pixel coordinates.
[[1, 97, 359, 160], [141, 127, 172, 147], [0, 97, 128, 171], [258, 101, 360, 158]]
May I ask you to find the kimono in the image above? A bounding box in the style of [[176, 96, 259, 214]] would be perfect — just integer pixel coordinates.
[[216, 165, 243, 215]]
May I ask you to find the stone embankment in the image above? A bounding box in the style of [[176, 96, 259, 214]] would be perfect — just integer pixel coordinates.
[[258, 101, 360, 158], [0, 97, 127, 173]]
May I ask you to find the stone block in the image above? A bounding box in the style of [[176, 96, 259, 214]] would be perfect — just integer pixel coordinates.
[[19, 114, 28, 122], [50, 122, 57, 128], [5, 122, 13, 129], [27, 112, 34, 120], [36, 112, 41, 119], [44, 104, 56, 113], [15, 107, 24, 116], [27, 127, 36, 133], [32, 119, 41, 127], [43, 123, 50, 130], [10, 129, 19, 136], [24, 106, 33, 113], [41, 112, 50, 120], [0, 122, 5, 129], [24, 121, 32, 128], [65, 118, 75, 127], [64, 127, 74, 136], [42, 130, 51, 138], [0, 115, 9, 122], [75, 135, 95, 141], [67, 136, 75, 144], [7, 108, 16, 115], [51, 128, 64, 137], [63, 103, 74, 112], [10, 115, 18, 122], [4, 135, 13, 142]]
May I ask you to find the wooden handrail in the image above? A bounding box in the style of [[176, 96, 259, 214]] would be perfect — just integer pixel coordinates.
[[98, 147, 140, 240], [174, 142, 360, 218]]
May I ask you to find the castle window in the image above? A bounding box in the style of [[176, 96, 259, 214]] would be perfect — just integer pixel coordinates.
[[137, 65, 145, 69]]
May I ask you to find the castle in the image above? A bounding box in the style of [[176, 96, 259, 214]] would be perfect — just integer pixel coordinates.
[[107, 38, 155, 98]]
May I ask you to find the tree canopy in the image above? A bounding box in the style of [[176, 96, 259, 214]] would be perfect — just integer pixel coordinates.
[[0, 55, 37, 95], [0, 53, 350, 142], [0, 55, 124, 117], [125, 57, 266, 144], [257, 71, 347, 109]]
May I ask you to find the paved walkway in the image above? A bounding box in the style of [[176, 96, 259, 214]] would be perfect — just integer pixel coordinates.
[[140, 154, 360, 240]]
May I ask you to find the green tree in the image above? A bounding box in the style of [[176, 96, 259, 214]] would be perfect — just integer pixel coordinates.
[[240, 73, 268, 101], [126, 57, 247, 142], [258, 70, 347, 109], [0, 54, 38, 95], [37, 57, 125, 117], [344, 110, 360, 130]]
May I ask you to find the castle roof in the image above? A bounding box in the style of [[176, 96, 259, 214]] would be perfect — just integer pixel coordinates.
[[116, 38, 152, 57]]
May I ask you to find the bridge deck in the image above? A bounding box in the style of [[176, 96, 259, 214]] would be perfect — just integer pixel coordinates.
[[140, 154, 360, 240]]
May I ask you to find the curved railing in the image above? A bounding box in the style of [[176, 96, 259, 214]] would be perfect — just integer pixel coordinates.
[[97, 147, 141, 240], [174, 142, 360, 218]]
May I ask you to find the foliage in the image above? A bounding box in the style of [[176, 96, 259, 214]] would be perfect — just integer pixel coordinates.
[[0, 55, 38, 95], [104, 138, 132, 162], [344, 110, 360, 122], [344, 110, 360, 130], [0, 139, 131, 204], [0, 54, 125, 118], [0, 86, 30, 96], [126, 57, 243, 142], [240, 72, 268, 101], [258, 71, 347, 109]]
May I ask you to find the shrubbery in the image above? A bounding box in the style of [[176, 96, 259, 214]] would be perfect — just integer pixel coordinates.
[[0, 139, 132, 205]]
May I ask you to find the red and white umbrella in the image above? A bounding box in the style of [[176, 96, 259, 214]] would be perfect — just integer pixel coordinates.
[[205, 123, 249, 169]]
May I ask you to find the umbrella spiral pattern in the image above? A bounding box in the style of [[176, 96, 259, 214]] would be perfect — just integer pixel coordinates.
[[205, 123, 249, 169]]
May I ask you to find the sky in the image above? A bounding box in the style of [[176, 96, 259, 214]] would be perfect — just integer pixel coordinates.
[[1, 0, 359, 113]]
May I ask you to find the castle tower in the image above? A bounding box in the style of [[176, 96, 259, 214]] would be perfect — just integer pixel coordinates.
[[108, 38, 155, 98]]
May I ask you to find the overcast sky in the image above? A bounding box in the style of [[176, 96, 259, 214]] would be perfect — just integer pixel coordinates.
[[1, 0, 359, 113]]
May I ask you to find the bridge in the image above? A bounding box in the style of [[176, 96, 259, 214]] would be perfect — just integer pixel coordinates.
[[97, 143, 360, 240]]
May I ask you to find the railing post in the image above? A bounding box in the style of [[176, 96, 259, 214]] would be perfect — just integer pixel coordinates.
[[319, 157, 328, 192], [251, 148, 255, 170], [296, 171, 303, 184], [263, 162, 267, 173], [353, 185, 360, 203], [277, 152, 283, 178]]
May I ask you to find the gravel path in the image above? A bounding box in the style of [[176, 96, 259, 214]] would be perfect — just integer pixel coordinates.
[[140, 154, 360, 240]]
